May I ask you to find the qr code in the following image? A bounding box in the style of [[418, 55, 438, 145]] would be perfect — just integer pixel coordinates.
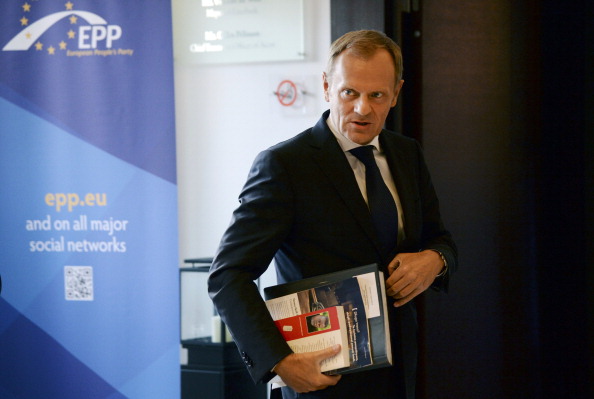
[[64, 266, 94, 301]]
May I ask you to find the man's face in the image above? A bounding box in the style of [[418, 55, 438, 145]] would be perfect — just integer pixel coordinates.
[[323, 49, 403, 145]]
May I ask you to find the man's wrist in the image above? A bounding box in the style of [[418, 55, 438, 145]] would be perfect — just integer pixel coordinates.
[[428, 249, 448, 277], [271, 353, 292, 373]]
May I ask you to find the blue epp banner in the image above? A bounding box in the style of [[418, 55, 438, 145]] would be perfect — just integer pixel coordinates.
[[0, 2, 179, 398]]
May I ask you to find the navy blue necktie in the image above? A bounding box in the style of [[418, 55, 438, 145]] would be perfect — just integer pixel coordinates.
[[350, 145, 398, 258]]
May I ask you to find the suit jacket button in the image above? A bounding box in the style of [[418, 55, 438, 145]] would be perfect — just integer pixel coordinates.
[[241, 352, 253, 368]]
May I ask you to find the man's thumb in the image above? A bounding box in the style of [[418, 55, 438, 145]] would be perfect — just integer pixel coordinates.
[[320, 344, 341, 359]]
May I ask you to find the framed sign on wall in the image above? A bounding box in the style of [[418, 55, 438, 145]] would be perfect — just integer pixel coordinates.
[[173, 0, 305, 65]]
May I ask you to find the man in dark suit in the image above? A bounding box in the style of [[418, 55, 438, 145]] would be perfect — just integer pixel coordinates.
[[208, 30, 457, 399]]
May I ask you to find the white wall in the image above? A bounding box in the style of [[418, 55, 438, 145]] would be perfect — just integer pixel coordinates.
[[174, 0, 331, 290]]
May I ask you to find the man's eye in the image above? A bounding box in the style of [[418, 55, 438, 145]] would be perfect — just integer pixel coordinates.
[[343, 89, 354, 96], [371, 92, 383, 98]]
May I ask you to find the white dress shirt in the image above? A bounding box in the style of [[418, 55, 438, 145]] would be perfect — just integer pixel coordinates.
[[326, 117, 405, 243]]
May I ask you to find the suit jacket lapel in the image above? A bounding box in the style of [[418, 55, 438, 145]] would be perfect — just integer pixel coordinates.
[[307, 113, 382, 255], [380, 132, 417, 245]]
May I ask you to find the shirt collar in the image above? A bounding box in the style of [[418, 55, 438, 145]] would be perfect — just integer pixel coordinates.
[[326, 113, 381, 153]]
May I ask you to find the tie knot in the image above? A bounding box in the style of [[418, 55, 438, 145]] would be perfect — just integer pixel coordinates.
[[349, 145, 376, 167]]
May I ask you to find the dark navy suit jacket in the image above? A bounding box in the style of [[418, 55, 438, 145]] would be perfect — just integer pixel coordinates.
[[208, 111, 457, 399]]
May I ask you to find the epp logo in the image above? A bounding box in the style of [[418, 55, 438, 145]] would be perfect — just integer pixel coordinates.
[[3, 10, 122, 52]]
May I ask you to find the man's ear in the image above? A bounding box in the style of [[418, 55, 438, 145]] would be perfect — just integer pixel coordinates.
[[322, 72, 330, 102], [391, 79, 404, 107]]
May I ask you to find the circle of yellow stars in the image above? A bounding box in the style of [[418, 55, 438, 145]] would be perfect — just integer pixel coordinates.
[[20, 1, 78, 55]]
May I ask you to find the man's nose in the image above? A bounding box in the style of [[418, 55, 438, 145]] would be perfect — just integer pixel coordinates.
[[354, 97, 371, 115]]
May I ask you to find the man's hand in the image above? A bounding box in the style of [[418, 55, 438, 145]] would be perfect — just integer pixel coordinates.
[[273, 345, 342, 393], [386, 250, 444, 307]]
